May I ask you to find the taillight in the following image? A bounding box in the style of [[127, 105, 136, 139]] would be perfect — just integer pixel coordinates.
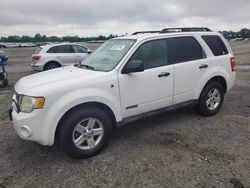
[[32, 55, 41, 61], [230, 57, 236, 71]]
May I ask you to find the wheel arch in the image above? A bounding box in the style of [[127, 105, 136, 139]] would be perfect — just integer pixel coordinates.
[[54, 102, 117, 144], [198, 75, 227, 100], [43, 61, 62, 70]]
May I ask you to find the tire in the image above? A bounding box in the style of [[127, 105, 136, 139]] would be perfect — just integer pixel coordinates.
[[198, 82, 224, 116], [59, 107, 113, 159], [44, 62, 60, 71]]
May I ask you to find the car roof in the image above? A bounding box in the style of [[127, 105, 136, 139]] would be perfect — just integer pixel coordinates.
[[115, 31, 220, 42], [40, 43, 86, 50]]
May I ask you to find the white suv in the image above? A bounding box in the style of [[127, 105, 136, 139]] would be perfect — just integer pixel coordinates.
[[31, 43, 92, 71], [9, 28, 236, 158]]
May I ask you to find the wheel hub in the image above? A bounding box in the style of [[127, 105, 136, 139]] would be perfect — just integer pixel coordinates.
[[206, 88, 221, 111], [72, 118, 104, 150]]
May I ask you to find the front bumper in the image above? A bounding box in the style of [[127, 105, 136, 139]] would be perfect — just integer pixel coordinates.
[[9, 102, 52, 146]]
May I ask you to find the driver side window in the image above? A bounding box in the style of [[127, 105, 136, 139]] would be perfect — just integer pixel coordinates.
[[73, 45, 87, 53], [129, 39, 168, 69]]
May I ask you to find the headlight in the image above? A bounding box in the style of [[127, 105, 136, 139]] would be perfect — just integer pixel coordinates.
[[20, 95, 45, 113]]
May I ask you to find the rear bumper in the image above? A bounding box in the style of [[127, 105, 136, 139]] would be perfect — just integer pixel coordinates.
[[31, 63, 43, 71]]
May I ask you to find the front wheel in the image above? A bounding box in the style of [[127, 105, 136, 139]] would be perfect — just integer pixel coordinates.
[[198, 82, 224, 116], [59, 107, 113, 158]]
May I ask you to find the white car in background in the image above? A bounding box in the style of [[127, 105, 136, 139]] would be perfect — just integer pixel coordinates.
[[31, 43, 92, 71], [6, 43, 19, 48]]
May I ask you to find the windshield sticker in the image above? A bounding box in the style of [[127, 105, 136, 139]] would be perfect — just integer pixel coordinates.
[[110, 45, 125, 51]]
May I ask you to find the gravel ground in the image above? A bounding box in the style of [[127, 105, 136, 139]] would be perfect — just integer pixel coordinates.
[[0, 42, 250, 188]]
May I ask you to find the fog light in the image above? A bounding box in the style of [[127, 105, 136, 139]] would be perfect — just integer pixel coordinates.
[[20, 126, 32, 138]]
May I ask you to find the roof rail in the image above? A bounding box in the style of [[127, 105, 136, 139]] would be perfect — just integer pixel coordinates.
[[132, 31, 160, 35], [160, 27, 212, 33]]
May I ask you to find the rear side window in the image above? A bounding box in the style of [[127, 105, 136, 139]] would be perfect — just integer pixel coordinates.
[[167, 36, 205, 64], [129, 39, 168, 69], [202, 35, 228, 56], [56, 45, 74, 53], [47, 45, 74, 53]]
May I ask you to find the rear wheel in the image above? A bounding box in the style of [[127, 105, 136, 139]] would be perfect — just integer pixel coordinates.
[[59, 107, 113, 158], [198, 82, 224, 116], [44, 62, 60, 71]]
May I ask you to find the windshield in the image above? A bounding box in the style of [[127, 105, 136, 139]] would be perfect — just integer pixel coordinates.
[[80, 39, 136, 71]]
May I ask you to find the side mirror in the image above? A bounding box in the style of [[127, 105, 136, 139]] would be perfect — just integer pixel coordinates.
[[122, 60, 144, 74], [87, 49, 92, 54]]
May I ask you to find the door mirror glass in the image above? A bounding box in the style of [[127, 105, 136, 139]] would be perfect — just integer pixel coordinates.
[[122, 60, 144, 74]]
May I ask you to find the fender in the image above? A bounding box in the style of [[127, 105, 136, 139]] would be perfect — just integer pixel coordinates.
[[194, 65, 229, 99], [41, 88, 122, 145]]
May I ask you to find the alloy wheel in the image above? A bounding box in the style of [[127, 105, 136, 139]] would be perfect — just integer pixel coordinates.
[[206, 88, 221, 110], [72, 118, 104, 150]]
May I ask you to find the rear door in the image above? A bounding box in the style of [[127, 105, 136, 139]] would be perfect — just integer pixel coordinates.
[[54, 45, 75, 66], [72, 45, 89, 64], [168, 36, 210, 104]]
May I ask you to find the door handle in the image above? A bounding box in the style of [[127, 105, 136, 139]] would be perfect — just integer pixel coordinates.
[[199, 64, 208, 69], [56, 56, 60, 58], [158, 72, 170, 78]]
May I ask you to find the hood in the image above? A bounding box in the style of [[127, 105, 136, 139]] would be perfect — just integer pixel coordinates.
[[15, 66, 106, 95]]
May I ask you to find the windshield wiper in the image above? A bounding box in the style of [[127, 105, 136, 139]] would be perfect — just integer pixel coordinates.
[[79, 64, 95, 70]]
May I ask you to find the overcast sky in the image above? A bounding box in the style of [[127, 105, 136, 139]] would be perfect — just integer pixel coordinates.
[[0, 0, 249, 37]]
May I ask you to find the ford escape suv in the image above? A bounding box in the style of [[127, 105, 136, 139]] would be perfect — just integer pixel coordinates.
[[31, 43, 92, 71], [9, 27, 236, 158]]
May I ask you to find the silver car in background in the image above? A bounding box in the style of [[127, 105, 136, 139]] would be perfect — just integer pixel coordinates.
[[31, 43, 92, 71]]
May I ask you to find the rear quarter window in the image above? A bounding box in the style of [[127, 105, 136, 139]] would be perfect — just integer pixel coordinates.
[[202, 35, 228, 56]]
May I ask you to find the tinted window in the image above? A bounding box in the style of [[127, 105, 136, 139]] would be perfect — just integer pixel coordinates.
[[129, 39, 168, 69], [167, 37, 205, 64], [202, 35, 228, 56], [47, 45, 74, 53], [47, 46, 57, 53], [73, 45, 87, 53], [56, 45, 74, 53]]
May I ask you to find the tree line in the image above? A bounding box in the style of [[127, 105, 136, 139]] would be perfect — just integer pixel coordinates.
[[219, 28, 250, 40], [0, 34, 118, 43], [1, 28, 250, 43]]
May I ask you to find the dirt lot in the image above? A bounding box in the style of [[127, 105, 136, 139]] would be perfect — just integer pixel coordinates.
[[0, 42, 250, 188]]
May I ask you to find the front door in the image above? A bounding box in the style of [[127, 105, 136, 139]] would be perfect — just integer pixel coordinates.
[[118, 39, 174, 118], [72, 45, 89, 64]]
